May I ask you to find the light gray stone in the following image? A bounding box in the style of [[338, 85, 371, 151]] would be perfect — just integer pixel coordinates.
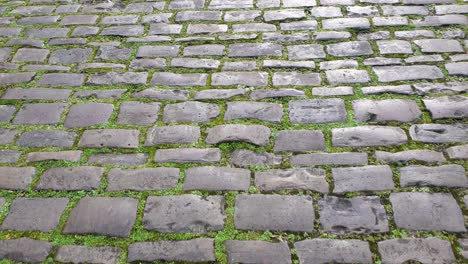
[[206, 125, 271, 146], [289, 99, 347, 124], [154, 148, 221, 163], [36, 166, 104, 191], [410, 124, 468, 143], [332, 165, 395, 193], [332, 126, 408, 147], [399, 165, 468, 188], [225, 102, 283, 123], [255, 168, 329, 193], [107, 168, 179, 191], [353, 99, 421, 122]]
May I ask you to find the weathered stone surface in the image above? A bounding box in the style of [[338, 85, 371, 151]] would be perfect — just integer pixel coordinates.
[[152, 72, 207, 87], [26, 151, 82, 162], [0, 73, 35, 85], [288, 44, 326, 59], [63, 197, 138, 237], [273, 72, 322, 86], [274, 130, 325, 152], [0, 150, 21, 163], [230, 149, 282, 167], [327, 41, 373, 57], [446, 144, 468, 160], [38, 73, 85, 86], [206, 125, 271, 146], [154, 148, 221, 163], [107, 168, 179, 191], [225, 102, 283, 123], [3, 88, 71, 100], [0, 105, 15, 123], [117, 102, 160, 125], [0, 238, 53, 263], [423, 96, 468, 119], [184, 166, 250, 191], [255, 168, 329, 193], [0, 129, 17, 145], [13, 103, 66, 125], [390, 192, 466, 232], [195, 89, 246, 100], [143, 195, 225, 233], [353, 99, 421, 122], [1, 198, 68, 232], [399, 165, 468, 188], [163, 102, 219, 123], [128, 239, 216, 263], [229, 43, 282, 57], [17, 130, 76, 148], [292, 152, 368, 167], [55, 245, 121, 264], [319, 196, 389, 234], [410, 124, 468, 143], [211, 72, 268, 86], [378, 238, 456, 264], [88, 72, 148, 85], [415, 39, 463, 53], [145, 125, 200, 145], [375, 150, 445, 163], [79, 129, 139, 149], [225, 241, 292, 264], [295, 239, 373, 264], [36, 166, 105, 191], [235, 194, 315, 232], [373, 66, 444, 82], [89, 153, 144, 166], [332, 165, 395, 193], [326, 69, 370, 84], [65, 103, 114, 128], [332, 126, 407, 147], [49, 48, 92, 64], [289, 99, 347, 124]]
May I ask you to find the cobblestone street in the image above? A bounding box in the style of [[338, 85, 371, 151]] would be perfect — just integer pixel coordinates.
[[0, 0, 467, 263]]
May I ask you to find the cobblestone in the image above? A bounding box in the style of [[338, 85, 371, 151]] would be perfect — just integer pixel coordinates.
[[0, 0, 467, 262]]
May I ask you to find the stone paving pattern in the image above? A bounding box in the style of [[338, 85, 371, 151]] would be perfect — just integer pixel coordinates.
[[0, 0, 467, 263]]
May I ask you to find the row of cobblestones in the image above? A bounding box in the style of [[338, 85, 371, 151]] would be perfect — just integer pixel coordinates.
[[0, 0, 467, 263]]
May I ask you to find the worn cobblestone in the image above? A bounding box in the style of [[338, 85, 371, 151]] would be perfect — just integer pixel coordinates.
[[0, 0, 467, 262]]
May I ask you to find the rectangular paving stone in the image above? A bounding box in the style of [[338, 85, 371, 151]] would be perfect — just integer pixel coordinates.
[[38, 73, 85, 86], [107, 168, 179, 191], [151, 72, 207, 86], [184, 166, 251, 191], [1, 198, 68, 232], [211, 72, 268, 86], [326, 69, 370, 84], [13, 103, 66, 125], [145, 125, 200, 146], [291, 152, 368, 167], [229, 43, 282, 57], [36, 166, 105, 191], [295, 239, 373, 264], [446, 144, 468, 160], [0, 167, 36, 191], [87, 72, 148, 85], [137, 45, 180, 57], [0, 72, 36, 85], [143, 195, 225, 233], [390, 192, 466, 232], [0, 150, 21, 163], [373, 65, 444, 82], [225, 101, 283, 123], [0, 105, 15, 123], [63, 197, 138, 237], [255, 168, 329, 193], [352, 99, 421, 122], [273, 72, 322, 86], [17, 130, 76, 148], [225, 241, 292, 264], [375, 150, 445, 163], [65, 103, 114, 128], [206, 125, 271, 146], [2, 88, 71, 100], [378, 238, 456, 264], [332, 165, 395, 193], [12, 48, 49, 62], [423, 96, 468, 119], [163, 102, 219, 123], [26, 150, 83, 162], [128, 239, 216, 263], [101, 25, 144, 36], [55, 246, 121, 264], [88, 153, 148, 166], [154, 148, 221, 163], [399, 165, 468, 188], [117, 102, 161, 126], [319, 196, 389, 234], [274, 130, 325, 152], [234, 194, 315, 232], [0, 238, 53, 263], [332, 126, 408, 147], [410, 124, 468, 143], [79, 129, 140, 149], [289, 99, 347, 124]]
